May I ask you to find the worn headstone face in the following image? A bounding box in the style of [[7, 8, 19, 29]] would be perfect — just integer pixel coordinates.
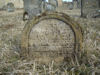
[[29, 19, 75, 55], [81, 0, 100, 18]]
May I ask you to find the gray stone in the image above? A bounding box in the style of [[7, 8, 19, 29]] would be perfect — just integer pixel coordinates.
[[6, 2, 15, 12], [23, 0, 42, 19], [0, 2, 15, 12], [73, 1, 78, 9], [68, 2, 73, 10], [41, 0, 58, 12], [23, 0, 58, 20], [81, 0, 100, 18]]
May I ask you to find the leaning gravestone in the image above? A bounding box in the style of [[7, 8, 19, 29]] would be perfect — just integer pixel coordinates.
[[23, 0, 42, 19], [23, 0, 58, 20], [81, 0, 100, 18]]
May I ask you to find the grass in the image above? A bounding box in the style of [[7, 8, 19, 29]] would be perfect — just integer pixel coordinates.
[[0, 48, 99, 75], [0, 10, 100, 75]]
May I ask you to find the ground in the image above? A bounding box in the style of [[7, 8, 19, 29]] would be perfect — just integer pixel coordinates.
[[0, 8, 100, 75]]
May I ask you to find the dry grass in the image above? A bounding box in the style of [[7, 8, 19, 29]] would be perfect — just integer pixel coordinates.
[[0, 9, 100, 75]]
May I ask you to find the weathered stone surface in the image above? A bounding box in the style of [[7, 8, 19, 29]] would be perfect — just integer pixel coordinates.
[[6, 2, 15, 12], [29, 19, 75, 53], [57, 0, 63, 6], [23, 0, 58, 19], [23, 0, 42, 19], [81, 0, 100, 18], [41, 0, 58, 12], [21, 12, 83, 60]]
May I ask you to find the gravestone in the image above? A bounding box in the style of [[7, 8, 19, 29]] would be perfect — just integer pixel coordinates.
[[6, 2, 15, 12], [23, 0, 58, 20], [81, 0, 100, 18], [21, 12, 83, 63], [23, 0, 42, 19], [73, 1, 78, 9], [57, 0, 62, 6], [41, 0, 58, 12]]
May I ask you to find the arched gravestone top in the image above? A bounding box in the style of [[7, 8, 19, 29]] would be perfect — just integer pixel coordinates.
[[21, 12, 83, 62]]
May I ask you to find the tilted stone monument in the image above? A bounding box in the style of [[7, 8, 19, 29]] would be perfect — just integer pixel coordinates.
[[23, 0, 58, 20], [23, 0, 42, 20], [81, 0, 100, 18]]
